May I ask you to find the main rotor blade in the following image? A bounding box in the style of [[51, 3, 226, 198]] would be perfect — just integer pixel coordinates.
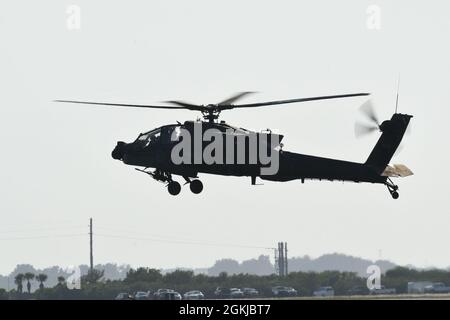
[[54, 100, 185, 109], [354, 122, 379, 138], [228, 93, 370, 109], [359, 99, 379, 126], [165, 100, 206, 111], [218, 91, 255, 106]]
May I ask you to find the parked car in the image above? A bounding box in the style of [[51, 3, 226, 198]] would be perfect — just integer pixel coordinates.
[[313, 286, 334, 297], [154, 288, 175, 299], [134, 291, 151, 300], [184, 290, 205, 300], [173, 292, 183, 300], [242, 287, 259, 297], [230, 288, 245, 298], [158, 291, 182, 300], [271, 286, 298, 297], [369, 285, 396, 295], [114, 292, 133, 300], [424, 282, 450, 294], [347, 286, 368, 296], [214, 287, 232, 298], [407, 281, 433, 294]]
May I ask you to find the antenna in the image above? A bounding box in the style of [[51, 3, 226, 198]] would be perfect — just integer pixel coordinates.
[[395, 75, 400, 114], [89, 218, 93, 272]]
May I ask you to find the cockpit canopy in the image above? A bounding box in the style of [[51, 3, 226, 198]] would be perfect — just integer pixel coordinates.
[[133, 122, 284, 149], [134, 125, 180, 148], [136, 129, 161, 147]]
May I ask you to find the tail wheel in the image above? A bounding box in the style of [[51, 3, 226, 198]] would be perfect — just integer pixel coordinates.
[[189, 179, 203, 194], [386, 178, 400, 200], [167, 181, 181, 196]]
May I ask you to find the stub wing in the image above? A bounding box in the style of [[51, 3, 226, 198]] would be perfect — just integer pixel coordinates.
[[382, 164, 414, 177]]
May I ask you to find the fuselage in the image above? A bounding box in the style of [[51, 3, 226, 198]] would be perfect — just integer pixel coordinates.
[[112, 120, 387, 185]]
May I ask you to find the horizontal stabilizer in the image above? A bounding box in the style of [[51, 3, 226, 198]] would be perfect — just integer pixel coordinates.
[[382, 164, 414, 177]]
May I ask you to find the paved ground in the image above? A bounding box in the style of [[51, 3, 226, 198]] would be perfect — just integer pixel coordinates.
[[286, 293, 450, 300]]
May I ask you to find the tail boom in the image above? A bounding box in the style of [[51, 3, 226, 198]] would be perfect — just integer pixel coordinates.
[[365, 113, 412, 174]]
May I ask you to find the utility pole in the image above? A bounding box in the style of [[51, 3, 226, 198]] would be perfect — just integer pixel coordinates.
[[274, 248, 279, 276], [278, 242, 285, 277], [276, 241, 288, 277], [284, 242, 288, 276], [277, 242, 280, 276], [89, 218, 93, 272]]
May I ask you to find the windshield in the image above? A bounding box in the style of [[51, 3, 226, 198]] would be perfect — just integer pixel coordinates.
[[135, 125, 181, 148], [136, 129, 161, 147]]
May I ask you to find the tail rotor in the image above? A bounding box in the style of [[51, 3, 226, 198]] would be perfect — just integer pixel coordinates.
[[354, 100, 380, 138]]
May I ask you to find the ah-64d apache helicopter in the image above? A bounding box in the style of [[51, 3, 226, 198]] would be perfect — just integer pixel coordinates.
[[56, 91, 413, 199]]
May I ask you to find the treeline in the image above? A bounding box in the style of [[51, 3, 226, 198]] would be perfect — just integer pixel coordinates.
[[2, 266, 450, 300]]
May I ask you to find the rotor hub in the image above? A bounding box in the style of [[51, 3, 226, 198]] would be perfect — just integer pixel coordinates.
[[202, 105, 221, 122]]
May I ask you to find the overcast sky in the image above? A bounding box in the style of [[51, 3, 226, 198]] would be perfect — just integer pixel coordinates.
[[0, 0, 449, 275]]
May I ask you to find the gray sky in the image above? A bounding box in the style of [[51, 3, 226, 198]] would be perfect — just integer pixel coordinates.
[[0, 0, 449, 275]]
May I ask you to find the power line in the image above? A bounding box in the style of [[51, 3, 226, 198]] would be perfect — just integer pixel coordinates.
[[0, 220, 276, 261], [0, 223, 273, 251], [0, 233, 87, 241], [95, 225, 243, 245], [95, 226, 203, 243], [95, 233, 273, 250], [94, 224, 274, 250], [0, 225, 86, 235]]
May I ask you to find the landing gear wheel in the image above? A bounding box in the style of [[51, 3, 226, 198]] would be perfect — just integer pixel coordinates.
[[167, 181, 181, 196], [190, 179, 203, 194], [386, 178, 400, 200]]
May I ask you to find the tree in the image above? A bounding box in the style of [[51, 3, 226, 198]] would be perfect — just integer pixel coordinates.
[[57, 276, 66, 286], [125, 268, 162, 284], [0, 288, 8, 300], [14, 273, 24, 293], [36, 274, 48, 290], [24, 272, 35, 294], [164, 270, 194, 285], [218, 271, 228, 281], [83, 269, 104, 284]]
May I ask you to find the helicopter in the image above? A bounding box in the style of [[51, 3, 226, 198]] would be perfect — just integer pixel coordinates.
[[56, 91, 413, 199]]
